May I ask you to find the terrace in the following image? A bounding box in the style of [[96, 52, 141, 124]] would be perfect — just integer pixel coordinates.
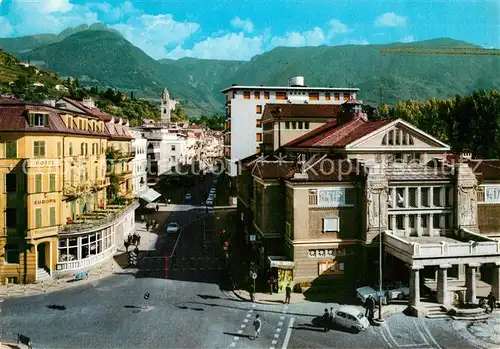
[[61, 200, 138, 234]]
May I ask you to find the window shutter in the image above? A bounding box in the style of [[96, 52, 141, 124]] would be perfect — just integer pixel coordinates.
[[49, 174, 56, 192], [50, 207, 56, 226], [35, 174, 42, 193], [323, 216, 339, 232], [35, 208, 42, 228]]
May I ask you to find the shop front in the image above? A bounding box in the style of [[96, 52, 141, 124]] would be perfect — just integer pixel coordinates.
[[267, 256, 295, 293]]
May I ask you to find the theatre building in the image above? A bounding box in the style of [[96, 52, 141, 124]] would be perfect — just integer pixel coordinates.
[[237, 101, 500, 310], [0, 98, 137, 284]]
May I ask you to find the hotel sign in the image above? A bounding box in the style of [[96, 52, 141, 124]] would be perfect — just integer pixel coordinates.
[[34, 198, 57, 205], [485, 186, 500, 203], [25, 159, 60, 168], [318, 188, 345, 207]]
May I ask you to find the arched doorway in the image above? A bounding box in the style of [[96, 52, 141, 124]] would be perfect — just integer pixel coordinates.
[[37, 242, 49, 270]]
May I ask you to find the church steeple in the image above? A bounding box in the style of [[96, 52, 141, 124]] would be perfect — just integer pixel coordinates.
[[161, 88, 171, 126]]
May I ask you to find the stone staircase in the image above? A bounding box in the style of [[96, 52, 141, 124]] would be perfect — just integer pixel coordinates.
[[36, 268, 51, 282], [425, 304, 449, 318]]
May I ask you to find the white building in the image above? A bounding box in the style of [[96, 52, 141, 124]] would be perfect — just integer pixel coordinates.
[[221, 76, 360, 177], [130, 129, 148, 195], [160, 88, 179, 127]]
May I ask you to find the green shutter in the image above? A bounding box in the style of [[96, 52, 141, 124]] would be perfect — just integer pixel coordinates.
[[49, 174, 56, 192], [6, 141, 17, 158], [35, 174, 42, 193], [49, 207, 56, 226], [35, 208, 42, 228]]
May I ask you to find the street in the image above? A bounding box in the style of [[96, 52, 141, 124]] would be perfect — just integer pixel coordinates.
[[0, 174, 496, 349]]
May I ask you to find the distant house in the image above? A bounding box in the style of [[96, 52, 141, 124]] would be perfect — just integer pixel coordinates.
[[32, 82, 44, 87], [18, 62, 30, 68], [55, 84, 69, 92]]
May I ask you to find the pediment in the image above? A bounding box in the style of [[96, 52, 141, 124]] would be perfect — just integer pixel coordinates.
[[345, 119, 450, 151]]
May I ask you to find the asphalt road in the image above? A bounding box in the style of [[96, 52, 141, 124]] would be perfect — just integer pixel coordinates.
[[0, 174, 491, 349]]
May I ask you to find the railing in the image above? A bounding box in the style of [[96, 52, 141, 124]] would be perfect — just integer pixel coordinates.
[[384, 232, 415, 255], [55, 245, 114, 271], [60, 201, 138, 234]]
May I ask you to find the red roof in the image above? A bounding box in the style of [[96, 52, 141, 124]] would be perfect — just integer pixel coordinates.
[[285, 116, 392, 148]]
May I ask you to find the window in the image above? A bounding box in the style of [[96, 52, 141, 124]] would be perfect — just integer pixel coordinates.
[[445, 213, 452, 229], [256, 133, 262, 142], [421, 214, 428, 228], [33, 141, 46, 157], [49, 174, 56, 192], [6, 208, 16, 228], [433, 214, 441, 229], [334, 93, 340, 101], [4, 244, 20, 264], [28, 113, 48, 127], [264, 92, 270, 99], [396, 215, 404, 229], [57, 142, 62, 157], [276, 92, 286, 100], [304, 122, 310, 129], [298, 122, 303, 130], [35, 174, 42, 193], [323, 216, 339, 232], [256, 105, 262, 114], [35, 208, 42, 228], [285, 122, 290, 129], [309, 93, 319, 100], [256, 147, 261, 153], [445, 187, 453, 207], [81, 143, 85, 156], [396, 188, 405, 208], [243, 91, 251, 99], [408, 188, 417, 207], [5, 141, 17, 158], [171, 145, 176, 151], [170, 156, 175, 162], [92, 143, 95, 155], [433, 187, 442, 206], [50, 207, 56, 226], [291, 122, 297, 130], [69, 142, 73, 156], [6, 173, 16, 192], [343, 93, 350, 101], [256, 119, 261, 127], [254, 91, 260, 99], [325, 93, 331, 100], [420, 188, 430, 207]]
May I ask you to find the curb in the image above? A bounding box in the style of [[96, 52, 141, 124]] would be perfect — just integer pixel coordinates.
[[232, 289, 308, 305]]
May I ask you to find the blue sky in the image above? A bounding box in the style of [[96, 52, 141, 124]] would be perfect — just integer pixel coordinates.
[[0, 0, 498, 60]]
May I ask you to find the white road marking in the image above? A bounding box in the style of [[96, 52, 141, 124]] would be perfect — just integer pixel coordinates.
[[379, 327, 393, 348], [276, 328, 281, 332], [281, 317, 295, 349], [280, 316, 285, 320], [384, 323, 398, 346], [274, 334, 279, 338], [243, 319, 249, 323], [240, 324, 246, 328], [246, 314, 252, 318], [237, 330, 243, 334], [420, 320, 442, 349], [278, 322, 283, 326], [399, 345, 427, 347], [234, 337, 239, 341], [252, 304, 256, 308], [413, 318, 430, 345], [249, 309, 254, 313], [270, 347, 275, 349], [229, 343, 236, 347], [272, 340, 278, 345]]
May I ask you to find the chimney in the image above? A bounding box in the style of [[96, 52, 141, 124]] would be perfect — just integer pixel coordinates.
[[82, 97, 96, 109], [460, 149, 473, 160]]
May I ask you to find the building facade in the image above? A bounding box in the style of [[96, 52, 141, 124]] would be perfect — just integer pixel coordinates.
[[0, 97, 138, 284], [237, 103, 500, 309], [221, 76, 359, 177], [130, 130, 148, 196]]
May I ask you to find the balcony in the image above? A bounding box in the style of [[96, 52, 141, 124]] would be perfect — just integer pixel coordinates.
[[61, 200, 139, 234], [63, 180, 107, 197]]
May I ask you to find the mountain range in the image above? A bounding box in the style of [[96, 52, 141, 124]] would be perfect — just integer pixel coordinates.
[[0, 24, 498, 117]]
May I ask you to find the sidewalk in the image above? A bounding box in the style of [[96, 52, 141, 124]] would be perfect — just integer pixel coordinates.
[[233, 288, 307, 304]]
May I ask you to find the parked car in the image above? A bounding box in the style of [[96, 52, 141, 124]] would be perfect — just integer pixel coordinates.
[[165, 222, 181, 234], [356, 286, 388, 305], [205, 198, 214, 206], [184, 193, 192, 201], [384, 283, 410, 300], [333, 306, 370, 333]]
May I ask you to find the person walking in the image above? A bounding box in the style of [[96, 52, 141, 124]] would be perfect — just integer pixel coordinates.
[[284, 284, 292, 304], [365, 295, 376, 321], [487, 291, 496, 314], [323, 308, 330, 332], [156, 203, 159, 212], [253, 314, 262, 339], [329, 307, 335, 325]]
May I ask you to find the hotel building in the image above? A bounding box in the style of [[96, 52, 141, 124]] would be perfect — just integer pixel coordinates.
[[221, 76, 359, 177], [0, 97, 138, 284]]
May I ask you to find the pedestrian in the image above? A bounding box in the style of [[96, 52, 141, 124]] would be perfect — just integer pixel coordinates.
[[253, 314, 262, 339], [329, 307, 335, 325], [250, 283, 255, 302], [365, 295, 375, 321], [323, 308, 330, 332], [156, 203, 159, 212], [146, 221, 150, 231], [487, 291, 496, 313], [284, 284, 291, 304]]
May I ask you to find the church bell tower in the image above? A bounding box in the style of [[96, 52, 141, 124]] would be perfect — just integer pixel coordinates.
[[161, 88, 171, 126]]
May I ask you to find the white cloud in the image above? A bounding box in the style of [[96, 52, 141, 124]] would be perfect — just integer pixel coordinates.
[[230, 16, 254, 33], [375, 12, 407, 27], [341, 38, 369, 45], [166, 32, 263, 60], [0, 17, 13, 37], [400, 35, 415, 43], [112, 14, 200, 59], [327, 19, 349, 38], [270, 27, 326, 47]]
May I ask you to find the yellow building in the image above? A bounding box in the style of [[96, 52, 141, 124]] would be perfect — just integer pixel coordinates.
[[0, 97, 138, 284]]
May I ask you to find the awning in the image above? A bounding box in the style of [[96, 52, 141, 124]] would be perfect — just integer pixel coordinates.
[[268, 256, 295, 269], [138, 188, 162, 203]]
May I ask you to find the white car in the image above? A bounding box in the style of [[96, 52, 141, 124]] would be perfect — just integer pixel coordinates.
[[385, 284, 410, 300], [205, 198, 214, 206], [333, 306, 370, 333], [165, 222, 181, 234], [184, 193, 192, 201], [356, 286, 388, 305]]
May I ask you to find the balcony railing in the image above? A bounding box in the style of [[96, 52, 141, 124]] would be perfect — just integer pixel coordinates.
[[60, 200, 138, 234]]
